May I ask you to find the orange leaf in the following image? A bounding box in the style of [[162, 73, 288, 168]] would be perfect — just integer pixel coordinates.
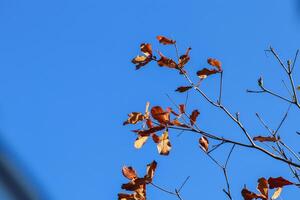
[[190, 109, 200, 125], [257, 178, 268, 199], [124, 112, 145, 125], [196, 68, 219, 79], [157, 52, 178, 69], [140, 43, 152, 57], [207, 58, 222, 71], [151, 106, 170, 124], [253, 136, 279, 142], [199, 136, 209, 152], [157, 130, 172, 155], [241, 188, 266, 200], [179, 104, 185, 114], [121, 178, 146, 191], [175, 86, 192, 93], [133, 125, 165, 136], [268, 177, 293, 189], [118, 193, 135, 200], [145, 160, 157, 183], [156, 35, 176, 45], [178, 47, 191, 68], [122, 166, 138, 180], [152, 133, 160, 143]]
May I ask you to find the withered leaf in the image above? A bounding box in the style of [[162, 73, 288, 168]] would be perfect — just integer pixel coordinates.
[[157, 52, 178, 69], [297, 85, 300, 90], [151, 106, 170, 124], [157, 130, 172, 155], [196, 68, 219, 79], [145, 160, 157, 183], [241, 188, 266, 200], [124, 112, 145, 125], [257, 177, 268, 199], [271, 187, 282, 200], [118, 193, 135, 200], [134, 136, 149, 149], [178, 47, 191, 68], [133, 125, 165, 136], [207, 58, 222, 71], [179, 104, 185, 114], [253, 136, 279, 142], [199, 136, 209, 152], [268, 177, 293, 189], [140, 43, 152, 57], [122, 178, 146, 191], [156, 35, 176, 45], [190, 109, 200, 125], [152, 133, 160, 143], [132, 56, 152, 70], [122, 166, 138, 180], [175, 86, 192, 93]]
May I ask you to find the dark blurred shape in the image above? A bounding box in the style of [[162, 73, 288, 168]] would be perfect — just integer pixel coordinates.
[[0, 137, 49, 200]]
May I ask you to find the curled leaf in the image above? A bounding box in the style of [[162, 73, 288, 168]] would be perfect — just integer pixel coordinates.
[[156, 35, 176, 45], [257, 178, 268, 199], [122, 166, 138, 180], [241, 188, 266, 200], [178, 47, 191, 68], [157, 130, 172, 155], [253, 136, 279, 142], [179, 104, 185, 114], [124, 112, 145, 125], [199, 136, 209, 152], [268, 177, 293, 189], [157, 52, 178, 69], [133, 125, 165, 136], [196, 68, 219, 79], [175, 86, 192, 93], [207, 58, 222, 71], [151, 106, 170, 124], [190, 109, 200, 125], [145, 160, 157, 183], [140, 43, 152, 57]]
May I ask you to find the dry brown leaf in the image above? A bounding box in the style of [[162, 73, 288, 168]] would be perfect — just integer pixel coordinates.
[[157, 52, 178, 69], [241, 188, 266, 200], [122, 166, 138, 180], [118, 193, 135, 200], [253, 136, 279, 142], [151, 106, 170, 124], [199, 136, 209, 152], [133, 125, 165, 136], [271, 187, 282, 200], [179, 104, 185, 114], [124, 112, 145, 125], [190, 109, 200, 125], [121, 178, 147, 191], [140, 43, 152, 57], [207, 58, 222, 71], [157, 130, 172, 155], [145, 161, 157, 183], [196, 68, 219, 79], [257, 177, 268, 199], [175, 86, 192, 93], [268, 177, 293, 189], [156, 35, 176, 45], [178, 47, 191, 68]]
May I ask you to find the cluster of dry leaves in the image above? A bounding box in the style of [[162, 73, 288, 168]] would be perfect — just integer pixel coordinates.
[[242, 176, 294, 200], [118, 35, 297, 200], [123, 101, 202, 155], [118, 161, 157, 200]]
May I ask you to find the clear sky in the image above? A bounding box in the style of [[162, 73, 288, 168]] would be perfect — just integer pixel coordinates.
[[0, 0, 300, 199]]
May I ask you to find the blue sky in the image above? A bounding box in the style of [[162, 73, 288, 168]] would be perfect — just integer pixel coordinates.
[[0, 0, 300, 199]]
